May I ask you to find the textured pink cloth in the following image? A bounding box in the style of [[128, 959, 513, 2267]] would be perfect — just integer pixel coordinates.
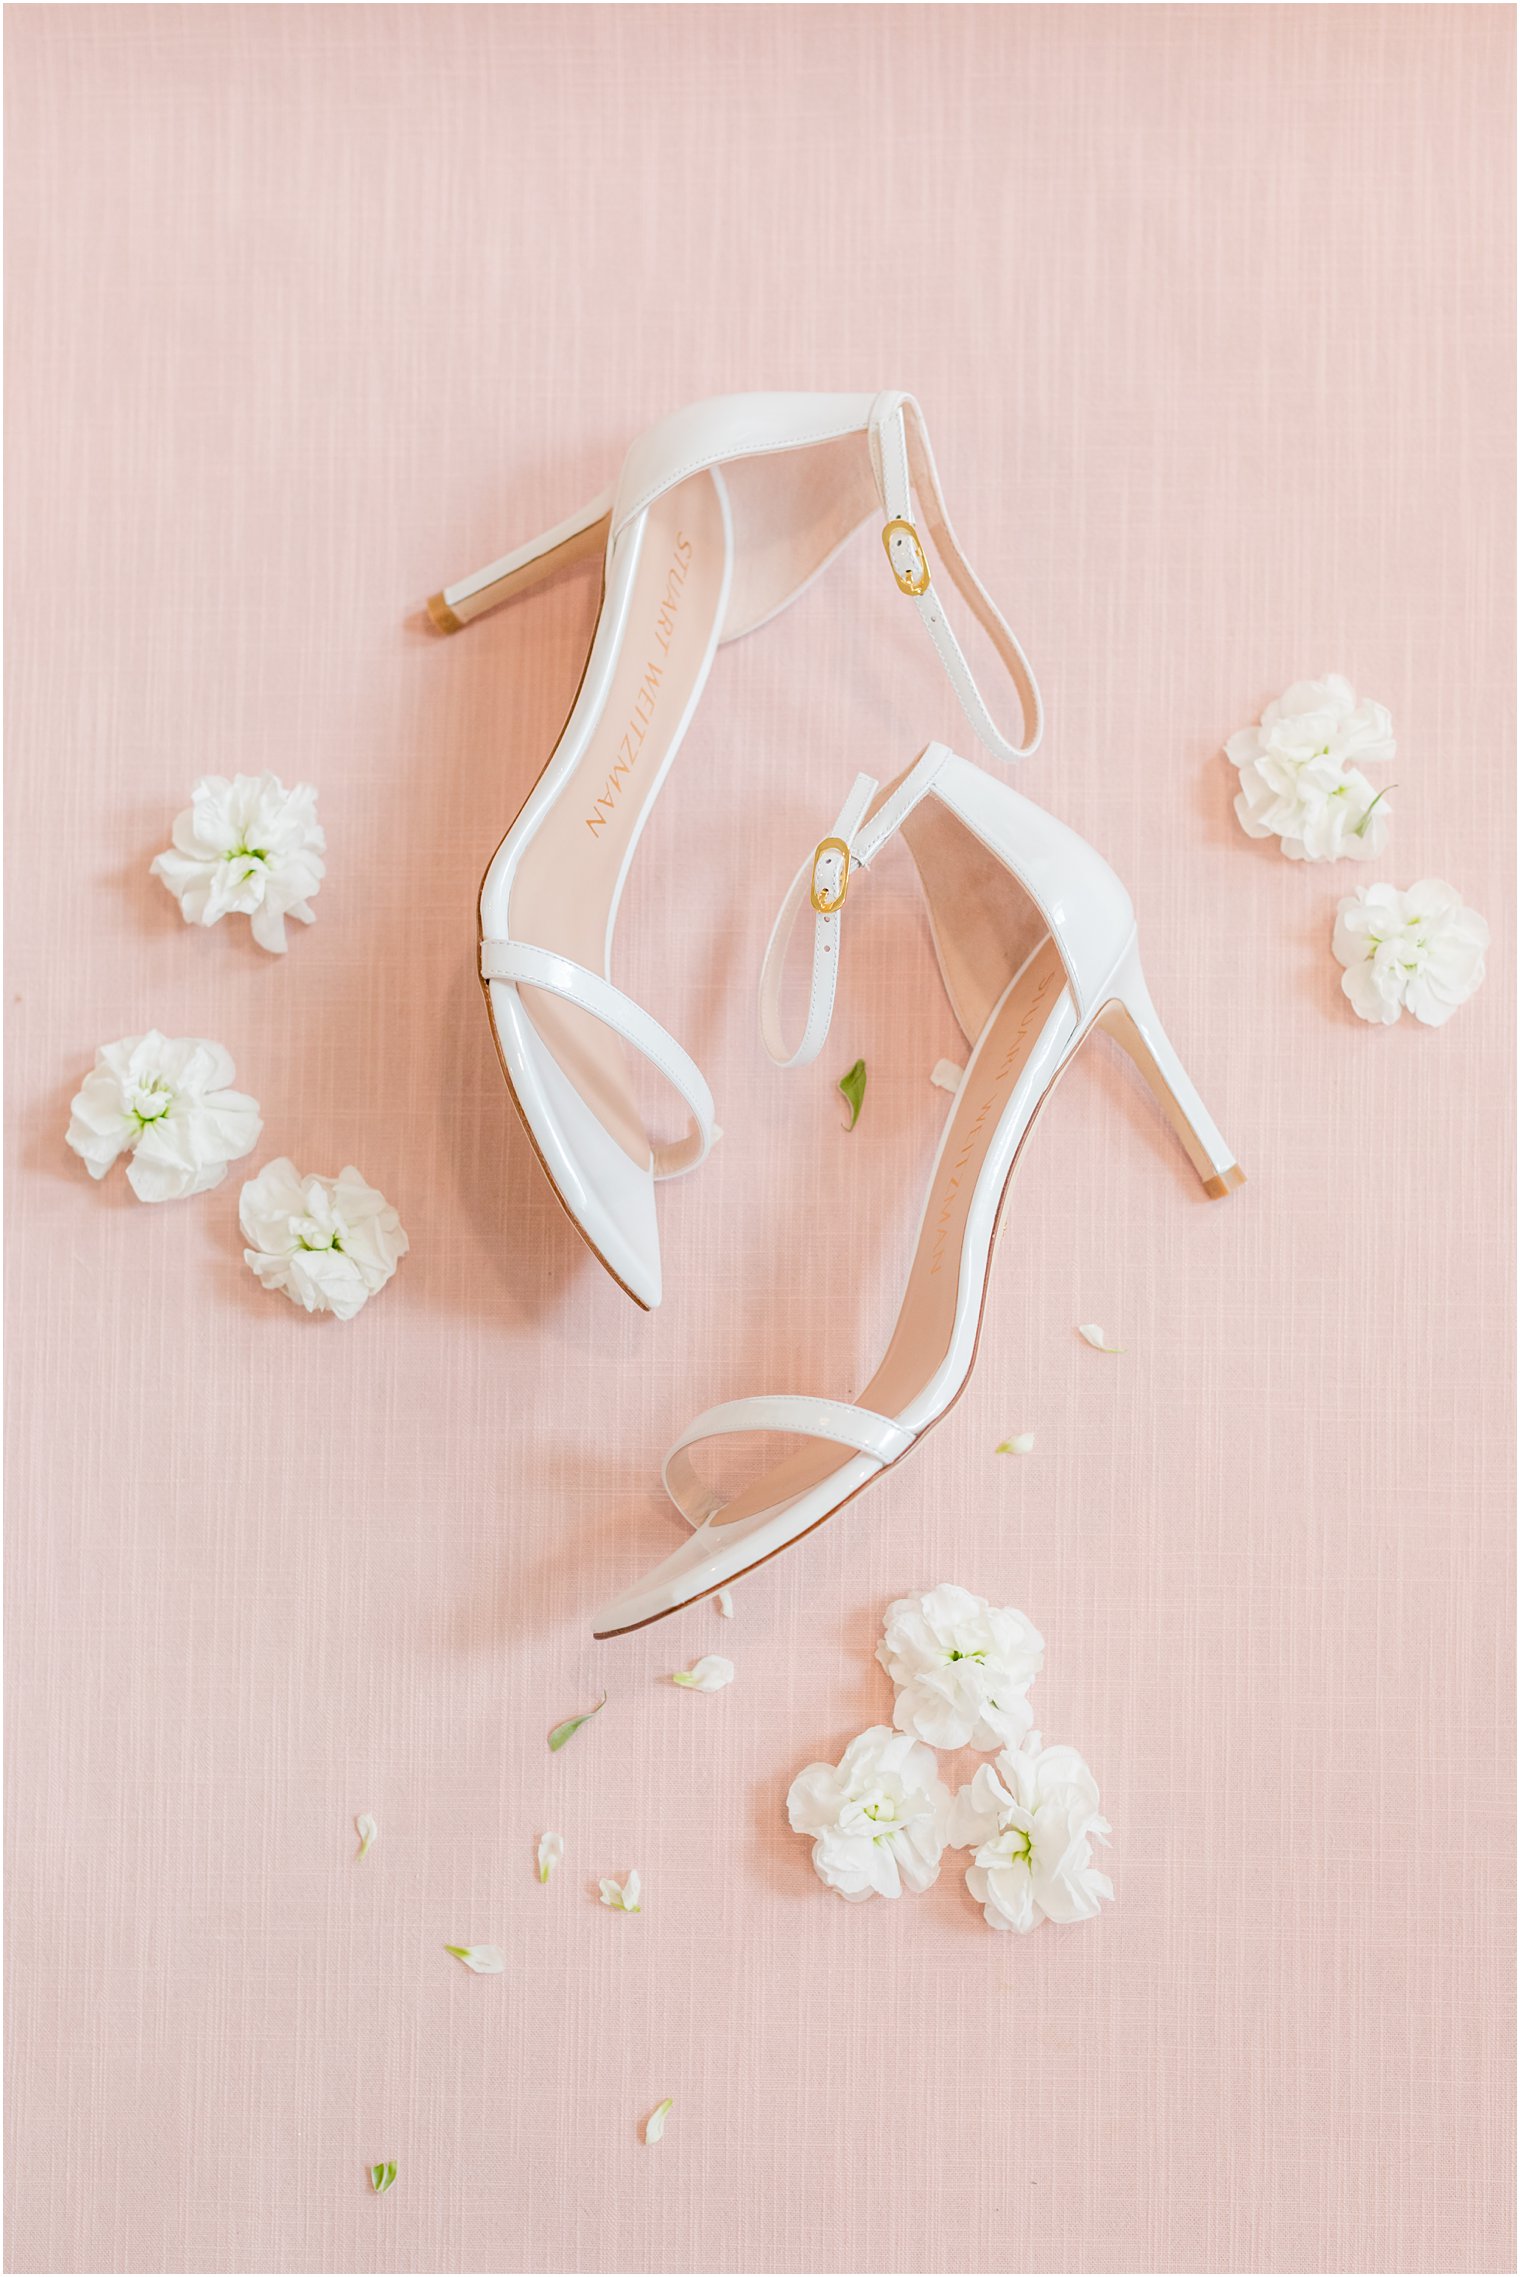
[[5, 7, 1513, 2272]]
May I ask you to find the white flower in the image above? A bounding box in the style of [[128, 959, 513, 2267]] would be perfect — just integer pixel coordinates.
[[151, 772, 325, 952], [66, 1031, 261, 1202], [786, 1725, 951, 1902], [1332, 878, 1489, 1027], [670, 1655, 733, 1691], [239, 1158, 407, 1320], [1225, 674, 1394, 861], [877, 1583, 1044, 1752], [599, 1871, 641, 1913], [949, 1736, 1113, 1933]]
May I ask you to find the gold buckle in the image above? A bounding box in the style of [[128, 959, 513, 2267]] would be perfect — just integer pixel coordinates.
[[882, 517, 931, 597], [810, 837, 851, 916]]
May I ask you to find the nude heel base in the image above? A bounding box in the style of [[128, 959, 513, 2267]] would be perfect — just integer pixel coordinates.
[[1095, 950, 1244, 1199], [426, 591, 465, 634], [426, 494, 613, 634]]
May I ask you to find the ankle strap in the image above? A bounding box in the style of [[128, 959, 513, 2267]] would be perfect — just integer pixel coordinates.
[[758, 745, 950, 1070], [868, 393, 1043, 768]]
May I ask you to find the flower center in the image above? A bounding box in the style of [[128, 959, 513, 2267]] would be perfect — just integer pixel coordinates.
[[944, 1649, 986, 1664], [129, 1077, 174, 1125], [226, 844, 269, 865], [292, 1213, 346, 1254]]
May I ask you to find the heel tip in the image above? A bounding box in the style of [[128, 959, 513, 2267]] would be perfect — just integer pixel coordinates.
[[1204, 1165, 1246, 1201], [426, 591, 464, 635]]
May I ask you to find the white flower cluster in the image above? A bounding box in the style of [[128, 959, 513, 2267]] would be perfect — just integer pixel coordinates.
[[1223, 675, 1487, 1030], [786, 1584, 1112, 1932], [66, 772, 408, 1317], [151, 772, 325, 953], [1225, 674, 1395, 863], [1331, 878, 1488, 1028]]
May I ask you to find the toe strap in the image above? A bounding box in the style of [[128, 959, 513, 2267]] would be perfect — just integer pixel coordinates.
[[482, 938, 716, 1178], [664, 1396, 915, 1526]]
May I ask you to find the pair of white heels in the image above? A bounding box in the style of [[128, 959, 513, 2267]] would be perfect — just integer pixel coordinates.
[[429, 392, 1243, 1640]]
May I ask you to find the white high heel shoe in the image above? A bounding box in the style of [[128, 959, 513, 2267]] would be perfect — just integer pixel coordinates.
[[590, 741, 1243, 1636], [430, 393, 1041, 1309]]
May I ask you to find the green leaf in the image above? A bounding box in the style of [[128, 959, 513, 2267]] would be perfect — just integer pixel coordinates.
[[838, 1058, 867, 1131], [370, 2162, 397, 2195], [548, 1692, 607, 1752]]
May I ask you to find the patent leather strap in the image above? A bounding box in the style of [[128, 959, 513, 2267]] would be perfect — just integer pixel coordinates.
[[868, 392, 1043, 767], [481, 940, 716, 1177], [664, 1397, 916, 1527], [758, 744, 952, 1070]]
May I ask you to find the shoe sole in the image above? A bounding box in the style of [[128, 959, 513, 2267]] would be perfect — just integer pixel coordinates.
[[469, 556, 655, 1313]]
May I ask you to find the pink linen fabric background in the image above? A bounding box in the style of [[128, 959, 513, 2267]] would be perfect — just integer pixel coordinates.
[[4, 6, 1514, 2272]]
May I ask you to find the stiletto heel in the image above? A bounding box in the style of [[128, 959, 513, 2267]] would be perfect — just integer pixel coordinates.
[[427, 492, 614, 633], [592, 742, 1244, 1636], [1095, 950, 1244, 1199], [433, 393, 1043, 1308]]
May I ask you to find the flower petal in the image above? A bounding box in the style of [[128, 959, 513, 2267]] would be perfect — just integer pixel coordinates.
[[644, 2099, 673, 2145], [444, 1944, 505, 1974], [355, 1813, 377, 1861], [670, 1655, 734, 1691]]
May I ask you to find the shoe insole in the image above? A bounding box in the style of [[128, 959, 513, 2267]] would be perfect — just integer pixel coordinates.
[[506, 472, 729, 1167], [710, 938, 1071, 1526]]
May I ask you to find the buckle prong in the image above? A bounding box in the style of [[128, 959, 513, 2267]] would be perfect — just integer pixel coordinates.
[[882, 517, 931, 597], [810, 837, 852, 917]]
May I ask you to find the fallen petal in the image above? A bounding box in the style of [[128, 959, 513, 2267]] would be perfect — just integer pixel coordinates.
[[1077, 1323, 1125, 1353], [715, 1588, 734, 1618], [354, 1812, 377, 1861], [369, 2162, 397, 2195], [537, 1832, 564, 1884], [930, 1059, 964, 1094], [644, 2098, 673, 2145], [444, 1944, 505, 1974], [996, 1433, 1036, 1455], [671, 1655, 735, 1692]]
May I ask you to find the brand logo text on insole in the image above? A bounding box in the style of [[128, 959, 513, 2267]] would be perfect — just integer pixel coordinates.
[[585, 533, 693, 836]]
